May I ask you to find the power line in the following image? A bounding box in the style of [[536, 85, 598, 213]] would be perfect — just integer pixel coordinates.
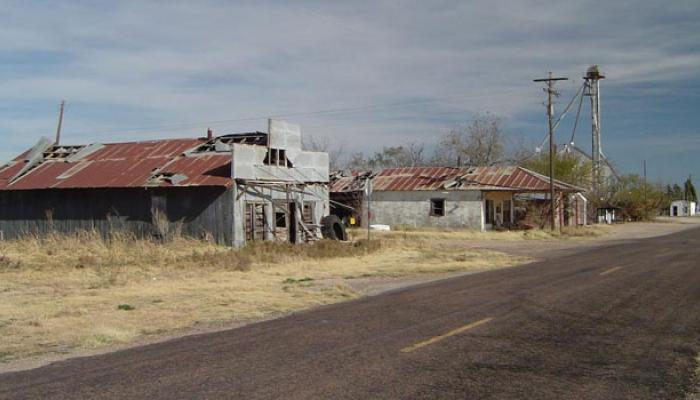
[[535, 82, 584, 152], [568, 84, 586, 145], [66, 89, 527, 139]]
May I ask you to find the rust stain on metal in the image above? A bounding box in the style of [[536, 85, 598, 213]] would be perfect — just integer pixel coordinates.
[[331, 166, 581, 193], [0, 138, 234, 190]]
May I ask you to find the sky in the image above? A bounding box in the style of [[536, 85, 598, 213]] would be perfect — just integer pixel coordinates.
[[0, 0, 699, 184]]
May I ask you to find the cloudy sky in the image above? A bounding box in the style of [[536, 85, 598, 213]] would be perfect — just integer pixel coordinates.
[[1, 0, 698, 183]]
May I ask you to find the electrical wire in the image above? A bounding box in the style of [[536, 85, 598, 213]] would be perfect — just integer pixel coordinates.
[[535, 82, 585, 152], [569, 82, 586, 145], [68, 89, 527, 139], [552, 83, 585, 133]]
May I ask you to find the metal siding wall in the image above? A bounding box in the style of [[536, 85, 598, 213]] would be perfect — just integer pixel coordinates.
[[0, 187, 233, 245], [0, 188, 152, 239], [152, 186, 233, 245]]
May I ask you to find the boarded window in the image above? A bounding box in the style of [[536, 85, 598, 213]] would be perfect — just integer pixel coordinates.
[[245, 202, 266, 242], [302, 202, 314, 224], [430, 198, 445, 217]]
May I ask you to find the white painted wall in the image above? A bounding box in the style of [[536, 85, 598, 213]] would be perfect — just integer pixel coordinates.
[[670, 200, 696, 217]]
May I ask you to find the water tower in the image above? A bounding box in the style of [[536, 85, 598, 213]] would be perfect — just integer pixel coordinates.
[[584, 65, 605, 191]]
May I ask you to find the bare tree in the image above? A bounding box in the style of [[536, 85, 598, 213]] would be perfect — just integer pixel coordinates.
[[403, 142, 425, 167], [378, 143, 425, 167], [432, 129, 463, 166], [346, 152, 371, 170], [433, 114, 505, 167], [343, 142, 426, 170], [303, 134, 345, 171]]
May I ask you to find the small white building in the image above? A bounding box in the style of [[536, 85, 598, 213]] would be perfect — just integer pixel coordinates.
[[670, 200, 696, 217], [596, 206, 621, 224]]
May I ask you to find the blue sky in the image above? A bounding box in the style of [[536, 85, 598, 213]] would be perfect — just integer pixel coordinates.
[[1, 0, 698, 184]]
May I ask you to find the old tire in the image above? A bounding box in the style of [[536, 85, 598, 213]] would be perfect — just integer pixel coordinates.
[[321, 215, 348, 241]]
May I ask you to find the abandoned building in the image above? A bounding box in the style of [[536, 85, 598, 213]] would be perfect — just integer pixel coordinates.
[[0, 120, 329, 246], [330, 166, 586, 230]]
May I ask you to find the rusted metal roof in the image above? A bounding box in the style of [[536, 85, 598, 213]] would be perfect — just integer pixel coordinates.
[[0, 138, 234, 190], [330, 166, 582, 193]]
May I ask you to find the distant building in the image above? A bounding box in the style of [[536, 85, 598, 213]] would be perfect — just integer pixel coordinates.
[[596, 205, 621, 224], [0, 120, 329, 246], [670, 200, 697, 217], [330, 166, 586, 231]]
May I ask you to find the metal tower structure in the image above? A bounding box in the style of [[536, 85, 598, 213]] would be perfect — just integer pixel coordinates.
[[583, 65, 605, 191]]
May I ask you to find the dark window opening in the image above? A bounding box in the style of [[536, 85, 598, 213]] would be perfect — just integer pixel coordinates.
[[275, 211, 287, 228], [263, 148, 292, 167], [485, 200, 494, 224], [43, 145, 85, 160], [302, 202, 315, 224], [503, 200, 512, 224], [430, 198, 445, 217]]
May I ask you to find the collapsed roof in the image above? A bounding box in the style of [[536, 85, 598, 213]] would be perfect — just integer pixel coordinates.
[[0, 128, 329, 191]]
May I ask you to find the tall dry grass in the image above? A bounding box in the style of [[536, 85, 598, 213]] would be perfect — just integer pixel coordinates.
[[356, 225, 608, 242], [0, 227, 541, 364], [0, 231, 382, 277]]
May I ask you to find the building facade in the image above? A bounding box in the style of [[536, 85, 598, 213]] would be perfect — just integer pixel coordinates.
[[0, 120, 329, 246], [670, 200, 697, 217], [330, 166, 586, 231]]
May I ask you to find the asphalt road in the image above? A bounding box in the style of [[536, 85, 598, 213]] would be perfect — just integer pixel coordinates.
[[2, 228, 699, 399]]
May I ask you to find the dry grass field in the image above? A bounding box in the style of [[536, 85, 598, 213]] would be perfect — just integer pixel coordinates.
[[365, 224, 609, 241], [0, 226, 604, 364]]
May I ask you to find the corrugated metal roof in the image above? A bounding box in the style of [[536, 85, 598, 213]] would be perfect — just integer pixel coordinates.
[[0, 138, 234, 190], [330, 166, 582, 193]]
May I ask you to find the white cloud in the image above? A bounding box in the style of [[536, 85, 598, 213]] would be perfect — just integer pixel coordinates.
[[0, 0, 698, 171]]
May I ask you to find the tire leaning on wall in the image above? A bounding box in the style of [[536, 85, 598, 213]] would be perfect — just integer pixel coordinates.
[[321, 215, 348, 241]]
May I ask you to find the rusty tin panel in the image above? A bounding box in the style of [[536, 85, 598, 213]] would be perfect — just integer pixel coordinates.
[[330, 166, 580, 193], [159, 154, 232, 186], [0, 138, 234, 190]]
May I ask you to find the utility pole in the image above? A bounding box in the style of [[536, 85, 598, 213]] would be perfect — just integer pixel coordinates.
[[366, 175, 372, 241], [534, 72, 568, 231], [55, 100, 65, 145], [643, 160, 648, 220]]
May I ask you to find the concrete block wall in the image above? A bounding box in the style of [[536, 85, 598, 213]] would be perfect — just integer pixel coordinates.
[[366, 190, 483, 230]]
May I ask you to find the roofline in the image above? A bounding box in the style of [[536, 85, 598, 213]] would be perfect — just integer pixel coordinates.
[[25, 131, 269, 148], [515, 166, 586, 192], [331, 166, 587, 193], [0, 183, 232, 192]]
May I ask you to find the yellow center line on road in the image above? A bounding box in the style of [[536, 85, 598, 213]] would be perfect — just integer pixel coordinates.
[[400, 317, 494, 353], [600, 266, 623, 276]]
